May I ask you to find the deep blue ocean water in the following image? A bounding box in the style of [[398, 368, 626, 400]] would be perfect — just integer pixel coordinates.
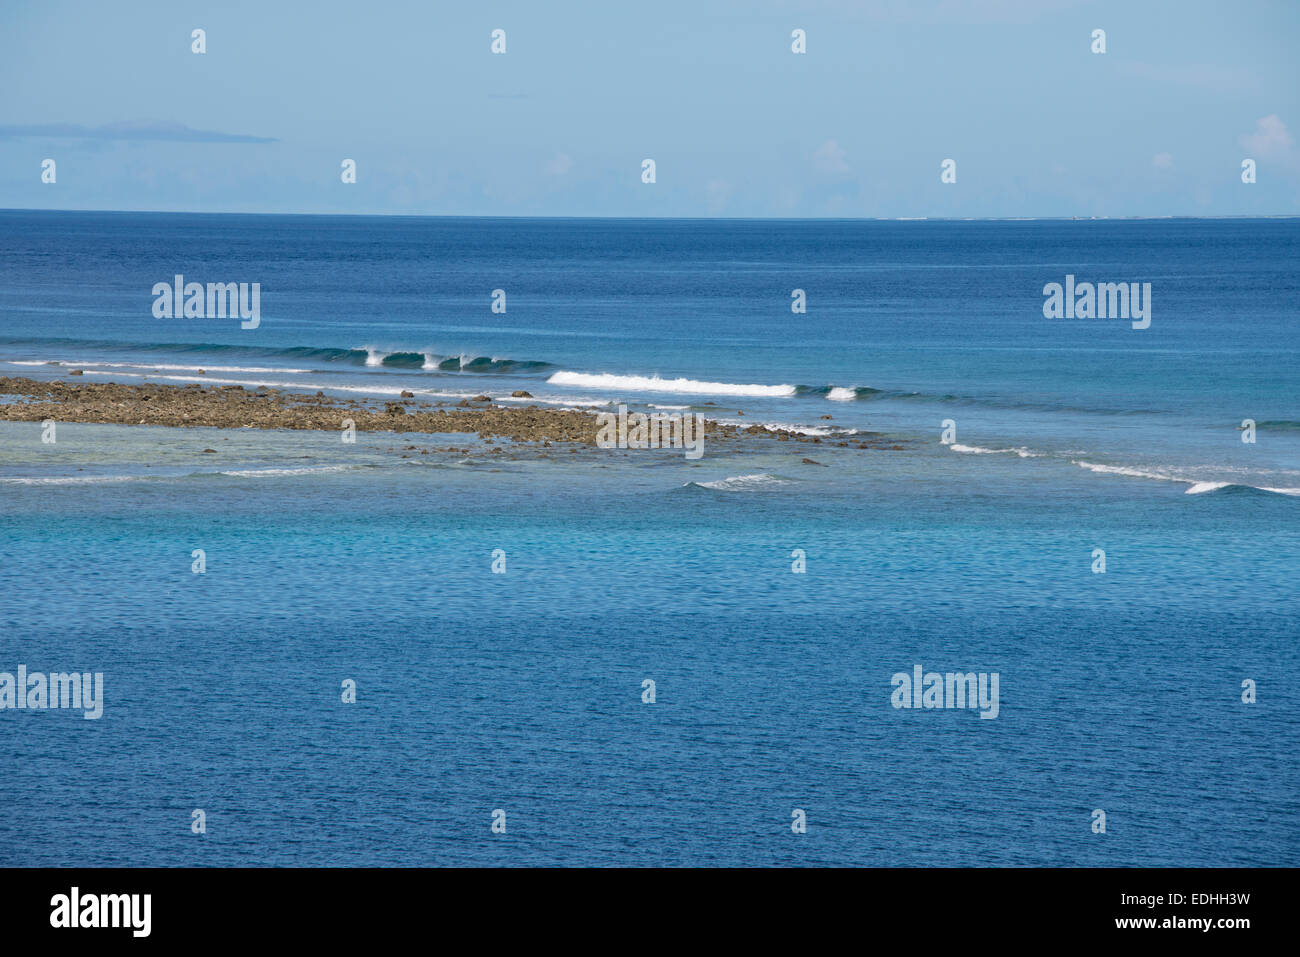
[[1, 211, 1296, 866]]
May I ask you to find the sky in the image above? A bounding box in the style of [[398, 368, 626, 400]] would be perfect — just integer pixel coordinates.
[[1, 0, 1298, 218]]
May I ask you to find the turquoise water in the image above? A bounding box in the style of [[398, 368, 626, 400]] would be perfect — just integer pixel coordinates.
[[1, 212, 1296, 865]]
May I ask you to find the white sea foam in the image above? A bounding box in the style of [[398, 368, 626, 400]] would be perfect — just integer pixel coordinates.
[[0, 474, 152, 485], [949, 444, 1038, 457], [219, 465, 357, 478], [1074, 461, 1181, 482], [763, 423, 836, 436], [711, 418, 853, 437], [494, 394, 611, 407], [548, 370, 796, 398], [688, 473, 794, 491], [826, 387, 858, 401], [1186, 482, 1300, 496], [1075, 461, 1300, 496]]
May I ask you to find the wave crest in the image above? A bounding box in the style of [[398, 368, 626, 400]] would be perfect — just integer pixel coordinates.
[[681, 473, 795, 492], [548, 371, 797, 397]]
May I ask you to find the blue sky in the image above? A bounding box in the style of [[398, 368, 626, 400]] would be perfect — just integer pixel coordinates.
[[2, 0, 1297, 217]]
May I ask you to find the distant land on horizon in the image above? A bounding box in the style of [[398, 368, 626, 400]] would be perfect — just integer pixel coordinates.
[[4, 208, 1300, 222]]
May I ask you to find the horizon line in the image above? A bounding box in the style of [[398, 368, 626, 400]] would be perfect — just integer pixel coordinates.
[[3, 207, 1299, 223]]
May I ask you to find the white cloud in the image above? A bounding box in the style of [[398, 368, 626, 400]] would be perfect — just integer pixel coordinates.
[[705, 179, 733, 214], [1240, 115, 1294, 158], [545, 152, 574, 176], [813, 139, 849, 175], [1240, 115, 1298, 173], [1151, 152, 1174, 170]]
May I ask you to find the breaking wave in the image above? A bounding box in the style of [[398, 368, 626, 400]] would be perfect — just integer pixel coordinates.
[[680, 473, 796, 492], [1074, 461, 1300, 496]]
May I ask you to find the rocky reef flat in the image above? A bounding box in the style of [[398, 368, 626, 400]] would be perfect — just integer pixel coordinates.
[[0, 376, 903, 451]]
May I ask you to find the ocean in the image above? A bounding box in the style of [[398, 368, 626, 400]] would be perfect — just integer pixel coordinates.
[[1, 211, 1296, 866]]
